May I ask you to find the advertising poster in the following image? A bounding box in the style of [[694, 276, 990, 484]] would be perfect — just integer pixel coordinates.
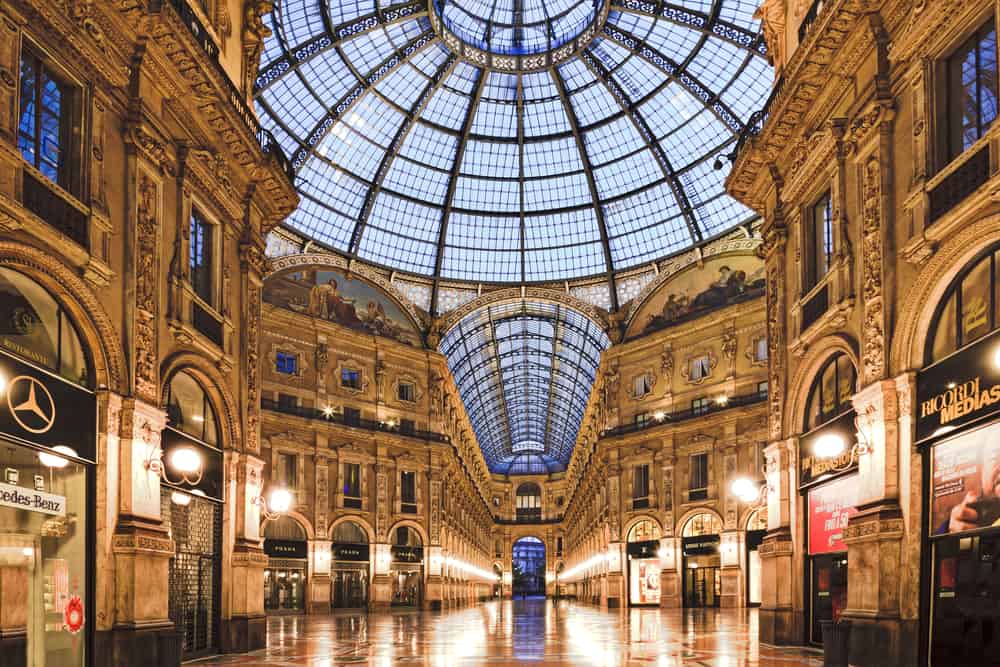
[[808, 475, 858, 555], [931, 421, 1000, 536], [630, 559, 661, 605]]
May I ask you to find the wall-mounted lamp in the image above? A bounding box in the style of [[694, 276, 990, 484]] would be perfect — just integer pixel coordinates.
[[145, 443, 204, 486], [38, 445, 77, 469], [253, 487, 293, 523], [812, 405, 877, 471]]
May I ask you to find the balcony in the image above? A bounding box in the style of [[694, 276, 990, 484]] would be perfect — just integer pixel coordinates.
[[929, 144, 990, 224], [21, 170, 88, 248], [601, 388, 767, 439], [261, 397, 450, 443], [165, 0, 294, 183]]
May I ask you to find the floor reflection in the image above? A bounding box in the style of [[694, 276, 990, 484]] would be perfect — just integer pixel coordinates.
[[193, 600, 823, 666]]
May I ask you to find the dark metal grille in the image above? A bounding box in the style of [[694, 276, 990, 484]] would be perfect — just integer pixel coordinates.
[[162, 492, 222, 659], [930, 145, 991, 223]]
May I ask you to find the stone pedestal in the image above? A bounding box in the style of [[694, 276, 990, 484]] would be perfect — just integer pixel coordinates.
[[720, 565, 742, 608], [660, 569, 681, 607], [308, 574, 332, 614], [107, 521, 178, 666], [370, 574, 392, 610], [425, 574, 444, 610], [605, 572, 624, 608], [759, 527, 800, 645], [841, 502, 917, 667], [221, 542, 267, 653]]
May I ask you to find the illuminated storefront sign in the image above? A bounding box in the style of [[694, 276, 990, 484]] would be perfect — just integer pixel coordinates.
[[0, 481, 66, 515], [807, 474, 858, 555]]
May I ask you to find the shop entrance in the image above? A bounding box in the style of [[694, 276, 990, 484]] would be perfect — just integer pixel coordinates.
[[390, 526, 424, 607], [626, 519, 661, 606], [804, 473, 857, 645], [512, 536, 546, 598], [746, 510, 767, 607], [331, 521, 370, 609], [264, 516, 309, 613], [681, 512, 722, 608]]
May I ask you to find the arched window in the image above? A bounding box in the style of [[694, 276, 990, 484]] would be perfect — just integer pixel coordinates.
[[332, 521, 367, 544], [927, 244, 1000, 364], [166, 371, 220, 446], [393, 525, 422, 547], [682, 512, 722, 537], [263, 515, 307, 541], [0, 266, 89, 385], [627, 519, 661, 543], [516, 483, 542, 521], [804, 352, 857, 431]]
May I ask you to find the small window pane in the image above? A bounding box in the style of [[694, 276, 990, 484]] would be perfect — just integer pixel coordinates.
[[961, 256, 992, 345], [276, 351, 298, 374]]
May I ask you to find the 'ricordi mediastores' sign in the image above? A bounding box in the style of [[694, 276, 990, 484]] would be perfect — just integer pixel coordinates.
[[917, 329, 1000, 444]]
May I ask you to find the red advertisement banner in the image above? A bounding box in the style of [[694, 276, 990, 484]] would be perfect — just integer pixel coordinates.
[[808, 475, 858, 555], [931, 421, 1000, 536]]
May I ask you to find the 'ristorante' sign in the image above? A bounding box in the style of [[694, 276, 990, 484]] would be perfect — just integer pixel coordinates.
[[917, 330, 1000, 443], [0, 481, 66, 516]]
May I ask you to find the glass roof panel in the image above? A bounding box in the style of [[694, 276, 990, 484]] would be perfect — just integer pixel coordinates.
[[440, 301, 610, 473], [257, 0, 770, 284]]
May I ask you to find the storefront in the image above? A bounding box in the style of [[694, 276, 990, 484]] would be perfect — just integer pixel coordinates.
[[798, 351, 858, 645], [390, 526, 423, 607], [330, 521, 369, 609], [264, 517, 309, 613], [918, 325, 1000, 665], [161, 371, 224, 660], [0, 267, 96, 667], [626, 519, 661, 606], [681, 513, 722, 608]]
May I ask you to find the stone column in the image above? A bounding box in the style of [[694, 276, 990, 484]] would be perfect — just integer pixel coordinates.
[[222, 454, 268, 653], [759, 439, 799, 644], [658, 535, 681, 608], [109, 399, 177, 666], [308, 540, 332, 614]]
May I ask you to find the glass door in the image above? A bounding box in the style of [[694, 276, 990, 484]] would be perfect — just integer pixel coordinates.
[[931, 533, 1000, 665], [809, 554, 848, 644], [684, 566, 721, 607], [332, 569, 368, 609]]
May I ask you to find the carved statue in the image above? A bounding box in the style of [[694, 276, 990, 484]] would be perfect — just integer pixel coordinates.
[[242, 1, 274, 92], [754, 0, 786, 76]]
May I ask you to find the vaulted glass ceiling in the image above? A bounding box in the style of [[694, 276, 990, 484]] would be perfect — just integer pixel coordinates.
[[255, 0, 771, 286], [439, 301, 610, 474]]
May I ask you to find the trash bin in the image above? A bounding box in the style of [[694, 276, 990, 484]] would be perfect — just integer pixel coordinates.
[[820, 619, 851, 667]]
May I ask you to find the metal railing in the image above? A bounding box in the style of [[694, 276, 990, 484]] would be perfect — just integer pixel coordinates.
[[261, 397, 450, 443], [601, 389, 768, 438], [165, 0, 295, 183]]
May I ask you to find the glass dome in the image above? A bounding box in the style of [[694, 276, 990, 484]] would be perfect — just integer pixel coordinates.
[[254, 0, 771, 286]]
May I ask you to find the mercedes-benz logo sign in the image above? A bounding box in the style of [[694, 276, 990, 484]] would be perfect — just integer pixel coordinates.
[[7, 375, 56, 434]]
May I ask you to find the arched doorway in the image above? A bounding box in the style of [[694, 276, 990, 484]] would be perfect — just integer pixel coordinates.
[[626, 518, 662, 606], [745, 509, 767, 607], [390, 525, 424, 607], [264, 516, 309, 613], [681, 512, 723, 608], [512, 537, 546, 598], [492, 564, 503, 598], [330, 520, 370, 609], [162, 369, 225, 657], [515, 483, 542, 522]]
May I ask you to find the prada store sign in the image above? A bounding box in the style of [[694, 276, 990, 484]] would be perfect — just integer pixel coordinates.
[[332, 543, 370, 561], [391, 546, 424, 563], [0, 350, 96, 460], [917, 329, 1000, 444]]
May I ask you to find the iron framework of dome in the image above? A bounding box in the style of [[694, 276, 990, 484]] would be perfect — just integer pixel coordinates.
[[254, 0, 771, 291], [439, 301, 611, 474]]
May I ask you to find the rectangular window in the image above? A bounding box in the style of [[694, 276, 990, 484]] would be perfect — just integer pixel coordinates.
[[690, 453, 709, 501], [18, 50, 75, 190], [277, 453, 297, 489], [277, 392, 298, 410], [401, 471, 417, 513], [689, 355, 711, 382], [397, 382, 416, 402], [275, 351, 298, 375], [343, 406, 361, 425], [805, 191, 833, 291], [633, 374, 652, 397], [754, 337, 768, 362], [189, 210, 216, 306], [341, 368, 362, 389], [343, 462, 361, 509], [400, 418, 415, 435], [946, 20, 998, 161], [632, 464, 650, 509], [634, 412, 651, 428], [556, 537, 563, 557], [692, 397, 710, 415]]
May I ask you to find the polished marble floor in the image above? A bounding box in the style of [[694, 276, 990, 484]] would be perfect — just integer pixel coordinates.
[[195, 599, 823, 666]]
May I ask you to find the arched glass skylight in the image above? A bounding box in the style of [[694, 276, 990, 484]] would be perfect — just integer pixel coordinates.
[[439, 300, 610, 474], [255, 0, 770, 286]]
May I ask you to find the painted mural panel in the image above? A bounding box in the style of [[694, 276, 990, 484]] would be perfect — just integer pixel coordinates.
[[627, 255, 764, 338], [264, 269, 420, 345]]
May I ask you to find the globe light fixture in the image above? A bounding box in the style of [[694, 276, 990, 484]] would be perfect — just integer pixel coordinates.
[[39, 445, 77, 469], [813, 433, 846, 459]]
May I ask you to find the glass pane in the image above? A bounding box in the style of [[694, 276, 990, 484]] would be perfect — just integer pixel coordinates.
[[167, 371, 219, 445], [961, 255, 992, 345], [932, 295, 958, 362]]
